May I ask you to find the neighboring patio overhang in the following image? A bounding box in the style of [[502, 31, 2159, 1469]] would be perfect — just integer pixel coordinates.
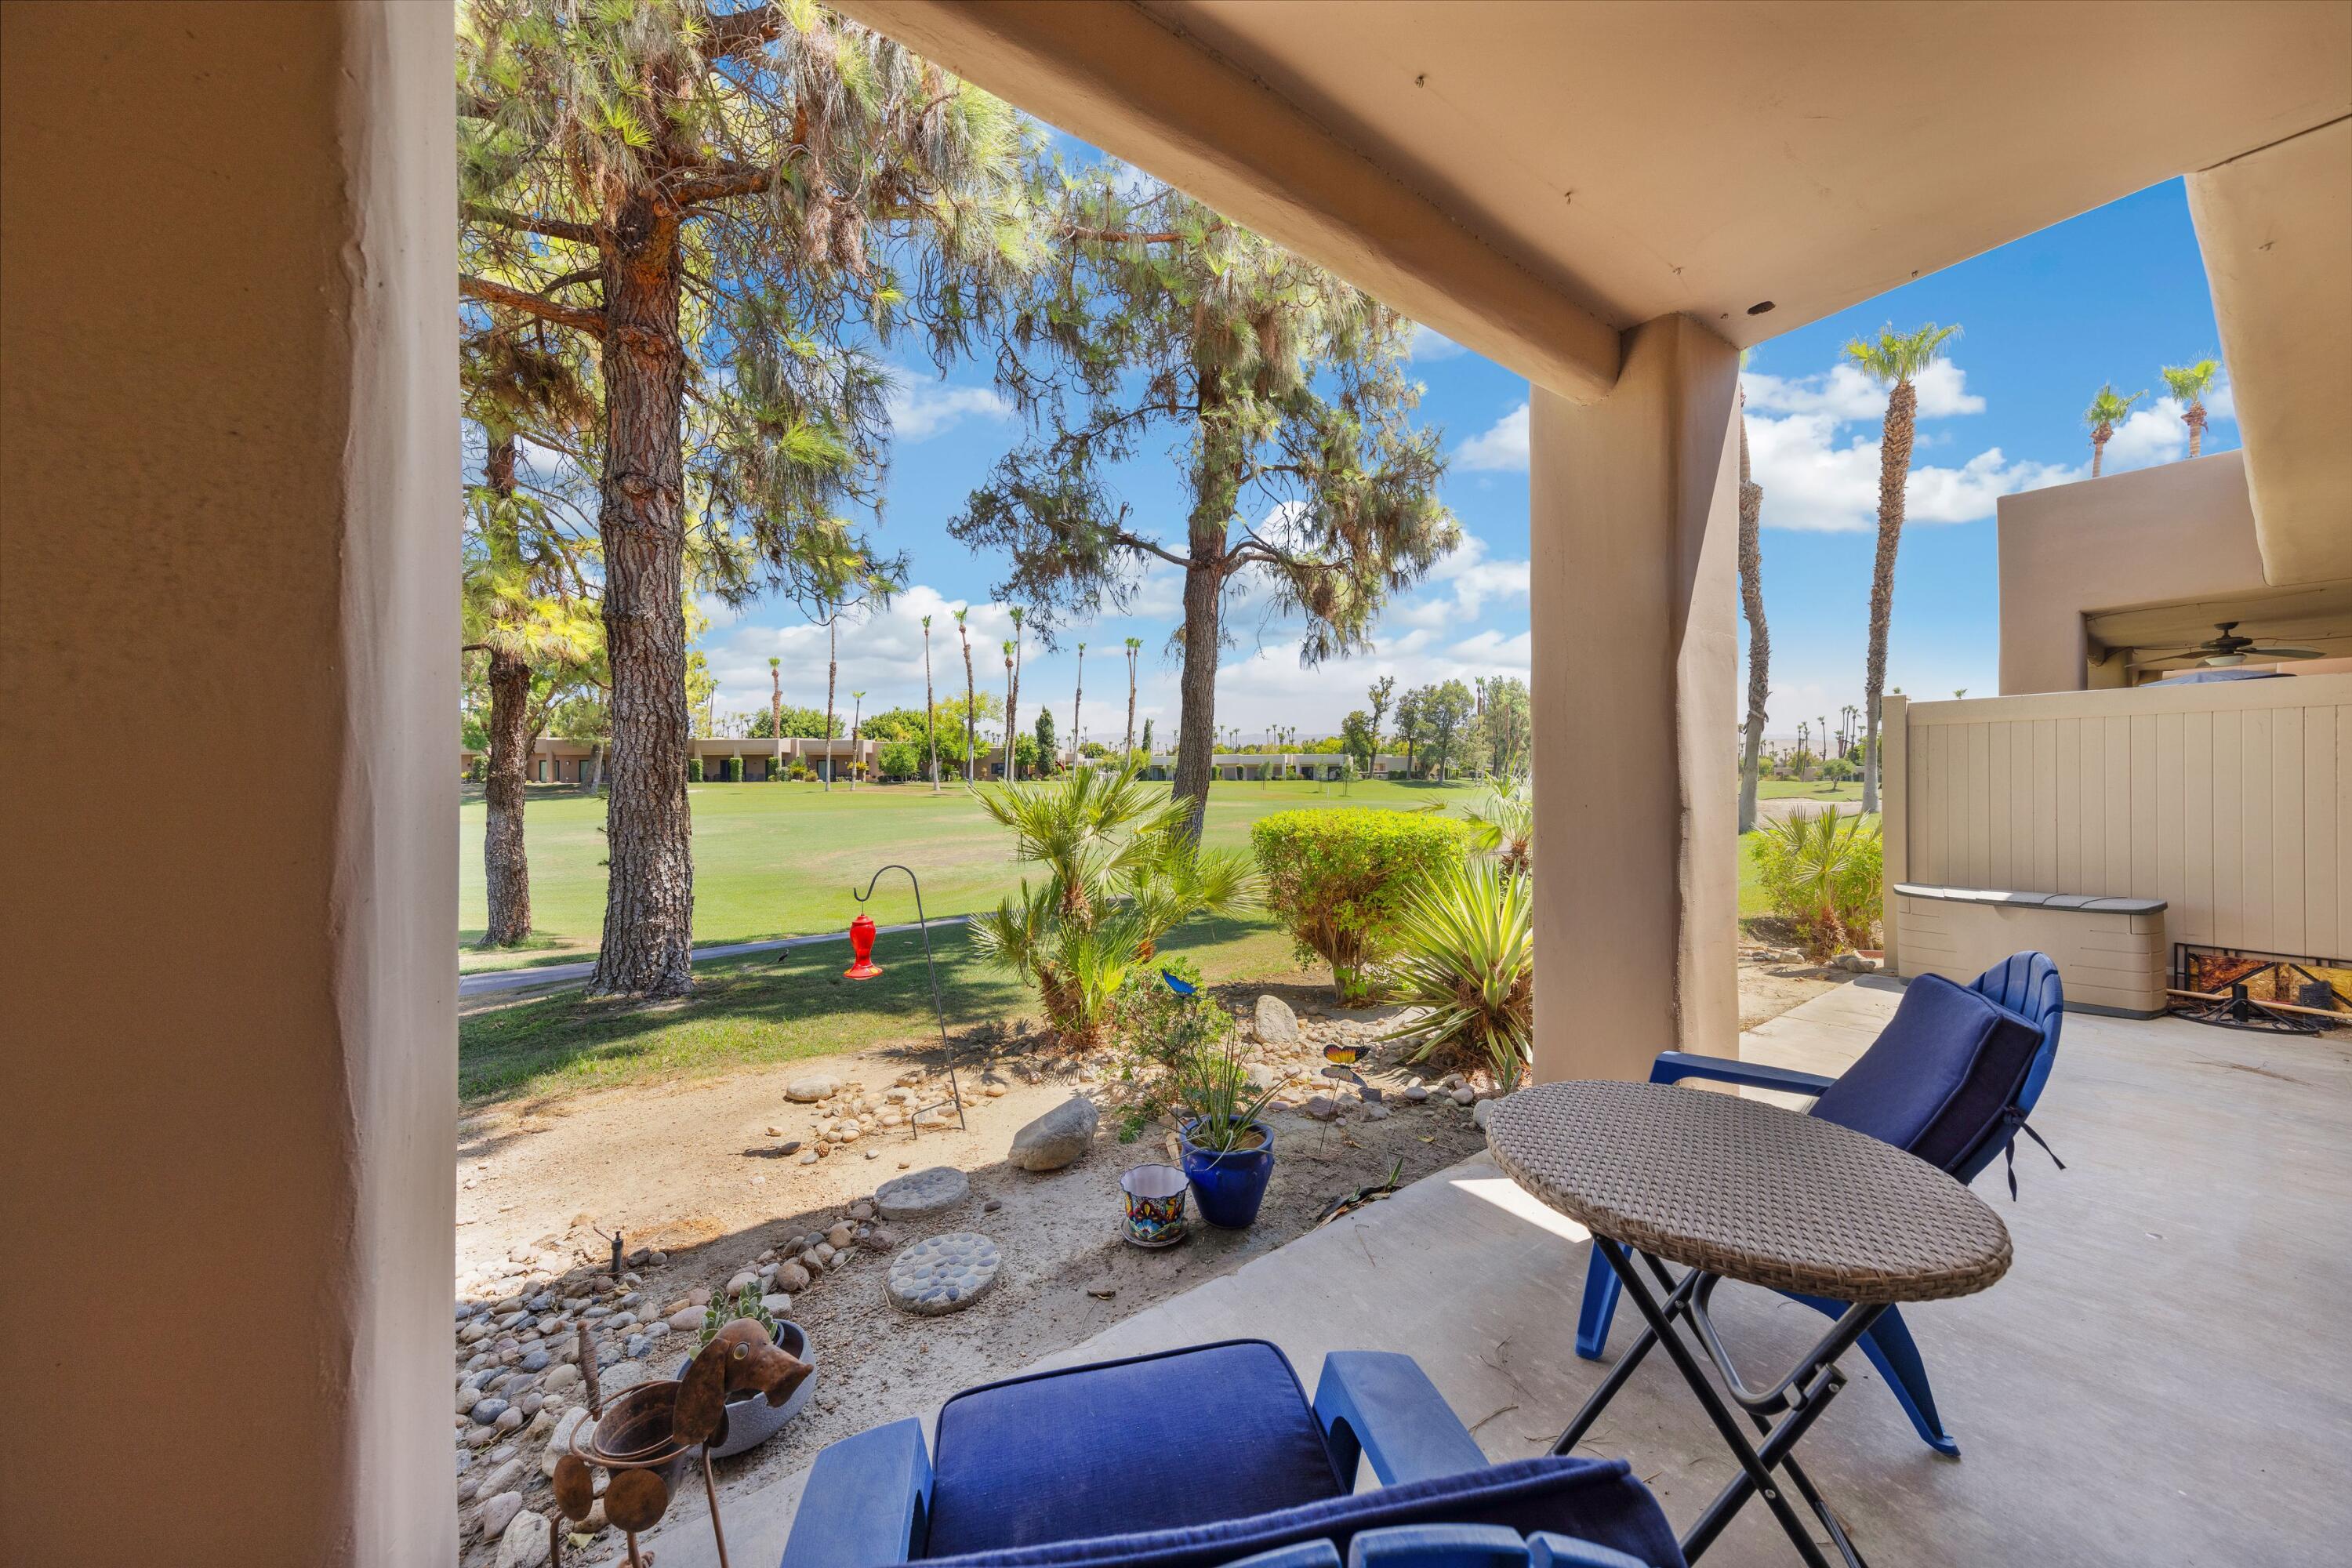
[[2187, 116, 2352, 587], [1997, 452, 2352, 693], [840, 0, 2351, 402]]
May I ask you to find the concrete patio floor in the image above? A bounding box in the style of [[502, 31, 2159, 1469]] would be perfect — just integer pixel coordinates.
[[663, 978, 2352, 1568]]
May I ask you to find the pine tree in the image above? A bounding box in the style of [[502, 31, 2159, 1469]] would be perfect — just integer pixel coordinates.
[[458, 1, 1040, 995], [954, 176, 1456, 838]]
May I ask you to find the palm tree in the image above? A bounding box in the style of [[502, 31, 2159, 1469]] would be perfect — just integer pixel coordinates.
[[2161, 358, 2222, 458], [1123, 637, 1142, 761], [1846, 321, 1960, 815], [1001, 640, 1015, 782], [855, 690, 873, 787], [1736, 384, 1770, 835], [921, 615, 939, 792], [1073, 641, 1087, 771], [2084, 383, 2145, 478], [954, 608, 976, 783], [1007, 606, 1025, 781]]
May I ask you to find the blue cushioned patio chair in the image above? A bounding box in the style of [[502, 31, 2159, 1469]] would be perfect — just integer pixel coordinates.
[[1573, 952, 2064, 1457], [779, 1339, 1687, 1568]]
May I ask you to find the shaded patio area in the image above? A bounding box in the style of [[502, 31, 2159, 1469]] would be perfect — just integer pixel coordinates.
[[671, 980, 2352, 1568]]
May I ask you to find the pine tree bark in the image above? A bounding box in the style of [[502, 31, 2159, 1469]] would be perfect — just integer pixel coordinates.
[[1860, 378, 1918, 818], [480, 431, 535, 948], [1169, 550, 1226, 840], [587, 198, 695, 997], [481, 648, 535, 946], [1737, 409, 1770, 836]]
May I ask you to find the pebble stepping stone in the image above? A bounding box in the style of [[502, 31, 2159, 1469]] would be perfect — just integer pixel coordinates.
[[877, 1164, 971, 1219], [886, 1232, 1000, 1316]]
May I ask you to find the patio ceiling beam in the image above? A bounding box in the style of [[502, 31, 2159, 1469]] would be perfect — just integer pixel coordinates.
[[834, 0, 1623, 402]]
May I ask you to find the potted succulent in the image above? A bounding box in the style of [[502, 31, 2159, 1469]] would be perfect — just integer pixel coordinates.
[[673, 1285, 818, 1457], [1173, 1027, 1283, 1229]]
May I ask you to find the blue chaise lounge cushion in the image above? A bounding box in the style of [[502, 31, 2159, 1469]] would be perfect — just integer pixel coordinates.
[[925, 1341, 1349, 1558], [1809, 971, 2044, 1171], [916, 1454, 1686, 1568]]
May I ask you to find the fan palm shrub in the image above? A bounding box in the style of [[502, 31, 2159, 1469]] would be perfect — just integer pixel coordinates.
[[1382, 858, 1534, 1091], [969, 765, 1253, 1050], [1753, 806, 1883, 960], [1462, 776, 1534, 878]]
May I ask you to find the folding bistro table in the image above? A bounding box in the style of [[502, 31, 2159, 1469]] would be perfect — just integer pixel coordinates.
[[1485, 1080, 2012, 1568]]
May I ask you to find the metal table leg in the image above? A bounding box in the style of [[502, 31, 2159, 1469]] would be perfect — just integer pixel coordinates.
[[1564, 1235, 1885, 1568]]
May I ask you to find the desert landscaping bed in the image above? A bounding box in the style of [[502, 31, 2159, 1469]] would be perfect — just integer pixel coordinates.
[[449, 954, 1850, 1564]]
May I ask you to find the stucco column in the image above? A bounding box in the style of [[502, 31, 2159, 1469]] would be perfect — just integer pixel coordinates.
[[2, 5, 456, 1564], [1529, 315, 1740, 1082]]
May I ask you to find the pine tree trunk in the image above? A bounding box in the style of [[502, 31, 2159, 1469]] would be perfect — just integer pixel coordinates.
[[1737, 408, 1769, 836], [1860, 379, 1918, 818], [479, 431, 534, 948], [588, 204, 695, 997], [1169, 553, 1225, 840], [481, 648, 535, 947], [823, 614, 837, 789]]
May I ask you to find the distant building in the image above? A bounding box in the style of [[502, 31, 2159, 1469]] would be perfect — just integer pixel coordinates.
[[1138, 752, 1408, 782]]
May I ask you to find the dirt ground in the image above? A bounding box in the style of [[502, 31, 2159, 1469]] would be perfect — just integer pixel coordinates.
[[452, 954, 1849, 1563]]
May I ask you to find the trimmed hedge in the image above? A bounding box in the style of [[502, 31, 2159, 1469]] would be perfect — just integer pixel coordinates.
[[723, 754, 744, 782], [688, 757, 705, 783], [1250, 808, 1470, 1002]]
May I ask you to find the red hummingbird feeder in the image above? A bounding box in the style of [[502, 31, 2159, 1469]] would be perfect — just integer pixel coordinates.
[[845, 913, 882, 979]]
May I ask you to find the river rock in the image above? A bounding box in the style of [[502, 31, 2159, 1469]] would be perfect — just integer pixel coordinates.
[[886, 1232, 1002, 1316], [495, 1511, 550, 1568], [542, 1408, 590, 1476], [1253, 994, 1301, 1046], [1301, 1094, 1341, 1121], [877, 1165, 971, 1219], [478, 1492, 524, 1540], [1008, 1097, 1098, 1171], [774, 1261, 812, 1292], [1472, 1098, 1497, 1129], [786, 1073, 841, 1102]]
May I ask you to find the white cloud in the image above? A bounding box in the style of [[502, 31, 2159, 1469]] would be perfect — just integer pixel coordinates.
[[1454, 401, 1530, 473], [885, 377, 1013, 442], [1391, 535, 1531, 629], [1742, 360, 1984, 420], [1410, 325, 1468, 362], [1208, 623, 1531, 731], [1744, 409, 2080, 532]]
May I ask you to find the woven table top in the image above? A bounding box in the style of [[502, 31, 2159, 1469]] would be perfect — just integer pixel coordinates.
[[1485, 1080, 2012, 1304]]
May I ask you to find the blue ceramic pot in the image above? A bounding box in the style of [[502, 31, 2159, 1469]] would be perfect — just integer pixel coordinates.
[[1178, 1120, 1276, 1229]]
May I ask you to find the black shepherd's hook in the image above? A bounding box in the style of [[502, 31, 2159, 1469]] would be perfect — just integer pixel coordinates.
[[855, 865, 967, 1135]]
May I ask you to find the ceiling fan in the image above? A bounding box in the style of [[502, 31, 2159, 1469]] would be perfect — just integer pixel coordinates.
[[2140, 621, 2325, 669]]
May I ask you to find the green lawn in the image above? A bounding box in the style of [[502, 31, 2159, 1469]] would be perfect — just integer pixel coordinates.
[[460, 913, 1308, 1106], [1754, 778, 1864, 801], [459, 776, 1483, 971]]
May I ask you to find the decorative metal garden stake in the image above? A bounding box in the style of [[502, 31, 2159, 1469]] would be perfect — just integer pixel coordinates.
[[846, 864, 966, 1136], [610, 1229, 625, 1279]]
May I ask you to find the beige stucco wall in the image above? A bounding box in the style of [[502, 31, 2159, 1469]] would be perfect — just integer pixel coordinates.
[[2, 5, 456, 1564], [1530, 316, 1740, 1081], [1996, 452, 2271, 695]]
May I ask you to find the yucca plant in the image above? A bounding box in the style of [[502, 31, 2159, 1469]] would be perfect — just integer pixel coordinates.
[[1382, 858, 1534, 1091], [969, 764, 1254, 1050]]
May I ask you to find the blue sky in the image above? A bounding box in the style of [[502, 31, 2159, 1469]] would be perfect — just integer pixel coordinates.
[[700, 176, 2232, 747]]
